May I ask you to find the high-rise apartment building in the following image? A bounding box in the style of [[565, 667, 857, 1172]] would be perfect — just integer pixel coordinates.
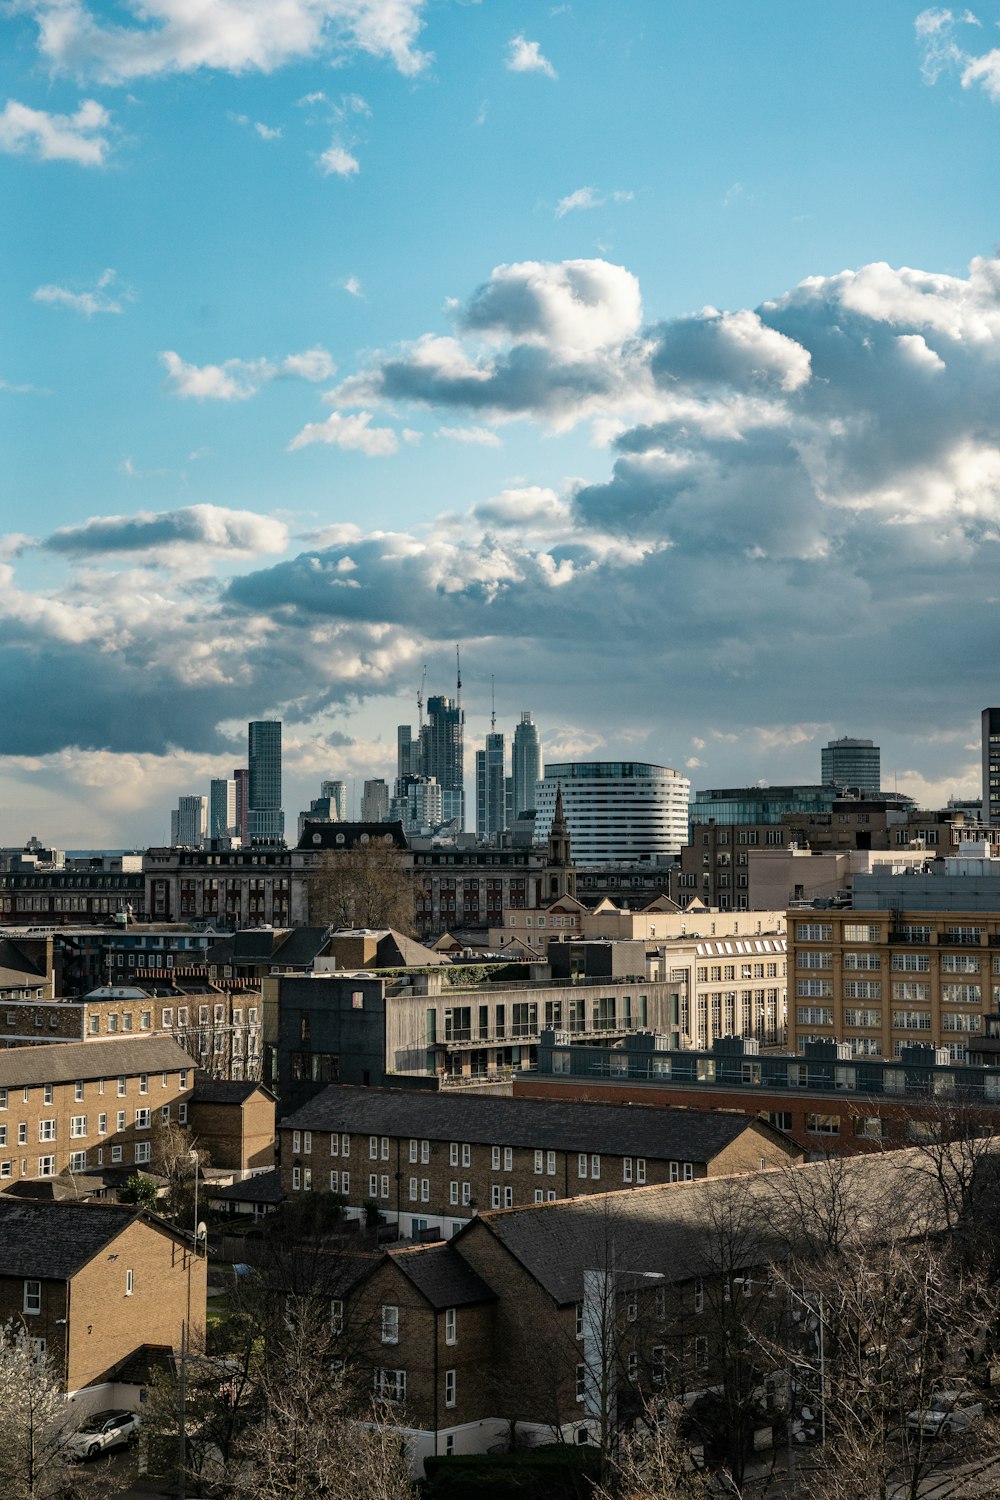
[[396, 725, 419, 783], [209, 778, 236, 840], [476, 732, 506, 838], [420, 695, 464, 827], [511, 711, 540, 819], [233, 768, 249, 842], [391, 775, 443, 833], [361, 779, 389, 822], [534, 762, 691, 865], [170, 795, 207, 847], [983, 709, 1000, 825], [247, 720, 284, 843], [320, 780, 347, 821], [821, 737, 880, 795]]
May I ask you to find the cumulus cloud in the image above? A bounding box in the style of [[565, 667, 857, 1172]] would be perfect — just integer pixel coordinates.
[[328, 258, 650, 432], [38, 504, 289, 563], [434, 425, 502, 447], [915, 7, 1000, 97], [288, 410, 399, 455], [505, 34, 557, 77], [160, 346, 334, 399], [319, 144, 359, 176], [0, 98, 112, 166], [32, 267, 124, 316], [23, 0, 431, 83]]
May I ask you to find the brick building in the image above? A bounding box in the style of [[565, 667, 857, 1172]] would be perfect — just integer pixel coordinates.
[[0, 1035, 194, 1188], [189, 1076, 276, 1176], [0, 1197, 205, 1399], [514, 1032, 1000, 1157], [278, 1084, 800, 1239]]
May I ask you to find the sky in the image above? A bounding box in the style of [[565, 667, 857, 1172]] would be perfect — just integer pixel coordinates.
[[3, 0, 1000, 845]]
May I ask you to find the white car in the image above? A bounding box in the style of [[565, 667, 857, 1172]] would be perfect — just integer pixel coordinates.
[[906, 1391, 983, 1438], [63, 1408, 141, 1460]]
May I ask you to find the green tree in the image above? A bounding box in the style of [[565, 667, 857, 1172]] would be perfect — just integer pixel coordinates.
[[117, 1172, 158, 1208]]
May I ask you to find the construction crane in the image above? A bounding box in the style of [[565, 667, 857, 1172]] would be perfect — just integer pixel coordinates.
[[456, 644, 462, 709], [491, 674, 496, 731], [417, 663, 426, 731]]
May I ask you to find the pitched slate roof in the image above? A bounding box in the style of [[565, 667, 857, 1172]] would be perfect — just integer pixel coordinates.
[[0, 1035, 194, 1088], [0, 938, 47, 985], [388, 1242, 496, 1309], [280, 1084, 791, 1164], [210, 1168, 285, 1205], [465, 1148, 953, 1306], [192, 1073, 274, 1106], [0, 1198, 144, 1278]]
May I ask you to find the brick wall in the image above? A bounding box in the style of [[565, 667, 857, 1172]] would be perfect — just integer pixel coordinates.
[[189, 1091, 275, 1173]]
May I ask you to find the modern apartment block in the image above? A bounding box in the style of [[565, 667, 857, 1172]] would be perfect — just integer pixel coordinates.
[[983, 707, 1000, 824]]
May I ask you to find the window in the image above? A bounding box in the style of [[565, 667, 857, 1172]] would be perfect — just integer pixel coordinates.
[[445, 1307, 456, 1345], [43, 1084, 53, 1105], [111, 1145, 123, 1162], [843, 924, 880, 943], [806, 1113, 840, 1135], [98, 1112, 107, 1135], [178, 1103, 188, 1124], [547, 1150, 556, 1176], [461, 1143, 471, 1167], [118, 1076, 126, 1096], [126, 1268, 134, 1296], [445, 1369, 456, 1408], [623, 1157, 633, 1183], [381, 1305, 399, 1344], [636, 1158, 646, 1184], [370, 1135, 379, 1160], [797, 1006, 833, 1026], [17, 1123, 26, 1146], [492, 1146, 501, 1170], [578, 1153, 587, 1179], [796, 923, 832, 941], [373, 1370, 406, 1403], [117, 1110, 126, 1131], [575, 1364, 587, 1402], [449, 1142, 459, 1166], [421, 1178, 429, 1202], [70, 1115, 87, 1138], [449, 1181, 458, 1205], [796, 980, 833, 998], [461, 1182, 471, 1205], [843, 981, 880, 1000], [38, 1156, 55, 1177], [139, 1073, 148, 1094], [695, 1336, 708, 1369], [302, 1131, 312, 1155], [892, 952, 931, 972], [135, 1108, 150, 1130], [534, 1149, 544, 1174], [380, 1175, 389, 1199], [74, 1081, 84, 1102], [504, 1186, 513, 1208], [797, 951, 832, 969], [292, 1166, 302, 1191], [38, 1119, 56, 1142], [409, 1177, 418, 1202], [23, 1280, 41, 1315]]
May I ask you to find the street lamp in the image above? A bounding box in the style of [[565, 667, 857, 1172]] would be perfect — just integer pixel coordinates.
[[179, 1148, 206, 1500], [582, 1266, 666, 1464]]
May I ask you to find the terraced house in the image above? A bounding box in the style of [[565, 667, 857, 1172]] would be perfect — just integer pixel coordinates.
[[278, 1084, 800, 1240], [0, 1035, 194, 1187]]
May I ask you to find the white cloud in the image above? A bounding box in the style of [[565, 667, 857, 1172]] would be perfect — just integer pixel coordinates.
[[254, 121, 282, 140], [288, 410, 399, 455], [435, 425, 502, 447], [320, 144, 359, 176], [160, 346, 335, 399], [722, 181, 744, 207], [0, 98, 112, 166], [341, 275, 364, 297], [556, 185, 632, 216], [24, 0, 431, 83], [40, 503, 289, 564], [505, 35, 557, 78], [32, 267, 124, 316], [915, 7, 1000, 94]]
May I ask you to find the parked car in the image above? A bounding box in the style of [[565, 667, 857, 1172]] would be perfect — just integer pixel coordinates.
[[906, 1390, 984, 1438], [63, 1408, 141, 1460]]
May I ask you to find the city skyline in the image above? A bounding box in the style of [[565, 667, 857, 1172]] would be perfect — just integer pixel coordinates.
[[3, 1, 1000, 843]]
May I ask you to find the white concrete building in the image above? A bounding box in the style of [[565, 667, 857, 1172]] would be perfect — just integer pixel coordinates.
[[534, 761, 690, 865]]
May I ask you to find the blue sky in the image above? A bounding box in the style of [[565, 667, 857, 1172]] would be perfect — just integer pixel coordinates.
[[3, 0, 1000, 844]]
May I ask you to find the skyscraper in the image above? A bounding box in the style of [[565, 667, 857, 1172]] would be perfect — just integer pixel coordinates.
[[320, 780, 347, 820], [247, 720, 284, 842], [421, 694, 464, 826], [476, 731, 506, 838], [983, 709, 1000, 825], [209, 778, 237, 839], [512, 710, 540, 819], [233, 767, 249, 842], [361, 779, 390, 821], [171, 795, 207, 846], [396, 725, 419, 782], [821, 737, 880, 796]]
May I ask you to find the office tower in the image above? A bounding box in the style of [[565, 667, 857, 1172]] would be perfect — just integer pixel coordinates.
[[390, 775, 443, 833], [421, 695, 464, 826], [476, 731, 506, 838], [320, 779, 347, 821], [821, 736, 881, 795], [171, 795, 207, 847], [396, 725, 420, 783], [983, 709, 1000, 824], [534, 762, 690, 864], [512, 710, 540, 819], [209, 778, 237, 839], [247, 720, 284, 842], [233, 768, 249, 842], [362, 779, 390, 822]]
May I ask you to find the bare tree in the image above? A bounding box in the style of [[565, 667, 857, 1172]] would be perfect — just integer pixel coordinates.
[[308, 844, 415, 935], [594, 1399, 714, 1500], [0, 1325, 110, 1499], [895, 1092, 1000, 1262]]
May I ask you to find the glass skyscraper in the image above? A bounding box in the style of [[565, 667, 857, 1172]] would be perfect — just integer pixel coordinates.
[[247, 720, 284, 841], [511, 710, 540, 820]]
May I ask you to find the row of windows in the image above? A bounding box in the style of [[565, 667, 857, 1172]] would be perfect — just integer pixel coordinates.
[[2, 1140, 153, 1179]]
